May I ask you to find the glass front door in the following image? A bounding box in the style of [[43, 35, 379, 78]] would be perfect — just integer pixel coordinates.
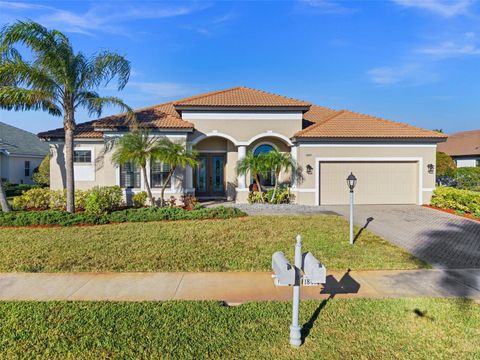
[[195, 153, 226, 196]]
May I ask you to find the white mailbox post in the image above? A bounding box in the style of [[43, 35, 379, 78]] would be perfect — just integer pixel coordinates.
[[271, 235, 327, 348]]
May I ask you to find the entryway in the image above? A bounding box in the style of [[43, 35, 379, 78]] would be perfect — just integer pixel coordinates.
[[195, 153, 226, 197]]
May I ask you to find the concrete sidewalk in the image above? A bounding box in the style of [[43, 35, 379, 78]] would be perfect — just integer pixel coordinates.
[[0, 269, 479, 303]]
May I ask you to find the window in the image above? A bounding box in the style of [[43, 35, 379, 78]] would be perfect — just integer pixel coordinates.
[[24, 161, 30, 177], [253, 143, 275, 187], [151, 160, 171, 188], [74, 150, 92, 163], [476, 159, 480, 167], [120, 162, 141, 188]]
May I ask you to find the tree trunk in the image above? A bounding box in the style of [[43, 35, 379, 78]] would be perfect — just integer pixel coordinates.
[[0, 177, 11, 212], [64, 115, 75, 213], [255, 174, 264, 203], [160, 166, 175, 207], [271, 172, 280, 203], [142, 165, 155, 206]]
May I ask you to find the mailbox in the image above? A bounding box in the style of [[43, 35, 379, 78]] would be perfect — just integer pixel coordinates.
[[302, 252, 326, 285], [272, 251, 296, 286]]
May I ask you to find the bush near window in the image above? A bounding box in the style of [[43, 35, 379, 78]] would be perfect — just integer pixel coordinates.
[[32, 155, 50, 186], [4, 183, 40, 197], [0, 206, 245, 227], [248, 186, 293, 204], [12, 186, 123, 213], [132, 191, 148, 208], [431, 187, 480, 218]]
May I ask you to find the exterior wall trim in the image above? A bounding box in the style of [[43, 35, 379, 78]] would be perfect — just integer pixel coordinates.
[[191, 132, 240, 146], [314, 156, 423, 206], [298, 143, 437, 148], [247, 132, 293, 146]]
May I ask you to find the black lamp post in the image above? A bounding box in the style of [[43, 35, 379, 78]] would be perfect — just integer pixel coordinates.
[[346, 172, 357, 245]]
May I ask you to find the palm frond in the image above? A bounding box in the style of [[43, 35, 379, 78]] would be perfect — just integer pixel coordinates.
[[0, 86, 61, 116], [76, 94, 136, 124]]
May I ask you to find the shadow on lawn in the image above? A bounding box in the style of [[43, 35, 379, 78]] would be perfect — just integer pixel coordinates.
[[353, 216, 374, 244], [301, 270, 360, 343]]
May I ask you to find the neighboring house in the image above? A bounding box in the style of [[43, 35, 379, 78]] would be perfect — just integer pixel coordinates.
[[38, 87, 447, 205], [437, 130, 480, 168], [0, 122, 49, 185]]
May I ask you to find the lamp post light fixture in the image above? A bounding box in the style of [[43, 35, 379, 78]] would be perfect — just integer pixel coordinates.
[[346, 172, 357, 245]]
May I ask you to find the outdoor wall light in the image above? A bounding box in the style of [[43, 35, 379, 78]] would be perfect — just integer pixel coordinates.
[[427, 164, 435, 174], [346, 172, 357, 192], [306, 164, 313, 174]]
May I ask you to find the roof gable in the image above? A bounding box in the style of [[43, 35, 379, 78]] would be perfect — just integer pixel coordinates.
[[174, 86, 311, 108], [0, 122, 49, 156]]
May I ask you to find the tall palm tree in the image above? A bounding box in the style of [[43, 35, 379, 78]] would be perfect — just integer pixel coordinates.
[[0, 20, 133, 212], [236, 151, 269, 202], [0, 178, 9, 212], [264, 149, 295, 203], [156, 139, 198, 206], [112, 131, 161, 206]]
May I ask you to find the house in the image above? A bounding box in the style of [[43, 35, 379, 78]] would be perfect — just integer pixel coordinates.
[[38, 87, 447, 205], [437, 130, 480, 168], [0, 122, 49, 184]]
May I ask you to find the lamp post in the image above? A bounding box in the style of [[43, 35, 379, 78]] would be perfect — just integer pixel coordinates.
[[346, 172, 357, 245]]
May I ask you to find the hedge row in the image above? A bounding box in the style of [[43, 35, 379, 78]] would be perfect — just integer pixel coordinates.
[[431, 187, 480, 217], [0, 206, 246, 227]]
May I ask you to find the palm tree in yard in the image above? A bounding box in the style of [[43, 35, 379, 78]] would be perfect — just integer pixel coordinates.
[[0, 20, 133, 212], [264, 149, 295, 203], [112, 131, 160, 206], [236, 151, 269, 202], [156, 139, 198, 206]]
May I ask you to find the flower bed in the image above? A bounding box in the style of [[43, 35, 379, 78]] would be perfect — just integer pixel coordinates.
[[0, 206, 246, 227], [430, 187, 480, 218]]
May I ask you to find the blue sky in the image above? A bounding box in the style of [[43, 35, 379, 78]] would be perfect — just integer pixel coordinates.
[[0, 0, 479, 134]]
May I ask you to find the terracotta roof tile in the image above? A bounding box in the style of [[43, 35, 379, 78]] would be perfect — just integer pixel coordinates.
[[303, 105, 340, 124], [38, 102, 193, 139], [295, 110, 447, 139], [437, 130, 480, 156], [174, 86, 311, 107]]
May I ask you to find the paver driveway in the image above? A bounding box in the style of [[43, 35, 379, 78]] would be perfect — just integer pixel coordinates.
[[323, 205, 480, 269]]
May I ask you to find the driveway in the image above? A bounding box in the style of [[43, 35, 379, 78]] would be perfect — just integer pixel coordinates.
[[324, 205, 480, 269]]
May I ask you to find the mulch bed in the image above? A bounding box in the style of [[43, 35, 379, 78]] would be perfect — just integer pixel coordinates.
[[423, 205, 480, 223]]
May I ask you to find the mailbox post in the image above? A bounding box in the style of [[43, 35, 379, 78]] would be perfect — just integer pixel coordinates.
[[272, 235, 327, 348]]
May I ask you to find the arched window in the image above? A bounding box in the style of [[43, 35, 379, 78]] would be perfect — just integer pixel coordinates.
[[252, 143, 275, 187]]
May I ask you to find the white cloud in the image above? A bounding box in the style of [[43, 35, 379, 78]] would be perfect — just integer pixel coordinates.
[[299, 0, 357, 14], [0, 1, 207, 36], [367, 64, 438, 85], [391, 0, 473, 17], [417, 41, 480, 57]]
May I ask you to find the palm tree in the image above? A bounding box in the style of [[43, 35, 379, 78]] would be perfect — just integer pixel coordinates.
[[0, 20, 133, 213], [0, 178, 9, 212], [112, 131, 161, 206], [236, 151, 269, 202], [264, 149, 295, 203], [156, 139, 198, 206]]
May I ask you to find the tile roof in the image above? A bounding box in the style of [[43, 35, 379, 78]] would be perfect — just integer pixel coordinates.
[[303, 105, 340, 124], [38, 102, 194, 139], [174, 86, 311, 107], [295, 110, 448, 139], [437, 130, 480, 156], [0, 122, 49, 155]]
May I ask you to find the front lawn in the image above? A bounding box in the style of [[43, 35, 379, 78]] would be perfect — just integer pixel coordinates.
[[0, 215, 427, 272], [0, 299, 478, 359]]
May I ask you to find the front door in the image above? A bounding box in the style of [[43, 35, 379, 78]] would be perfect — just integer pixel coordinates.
[[195, 153, 226, 197]]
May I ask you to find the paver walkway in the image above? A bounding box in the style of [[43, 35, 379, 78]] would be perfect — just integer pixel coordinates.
[[324, 205, 480, 269], [0, 269, 478, 303]]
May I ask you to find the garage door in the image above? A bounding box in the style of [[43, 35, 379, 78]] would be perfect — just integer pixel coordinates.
[[319, 161, 418, 205]]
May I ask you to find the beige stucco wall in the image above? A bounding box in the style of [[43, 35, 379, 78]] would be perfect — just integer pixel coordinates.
[[294, 144, 437, 205]]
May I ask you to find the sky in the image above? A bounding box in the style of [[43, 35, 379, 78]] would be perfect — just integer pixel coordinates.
[[0, 0, 479, 135]]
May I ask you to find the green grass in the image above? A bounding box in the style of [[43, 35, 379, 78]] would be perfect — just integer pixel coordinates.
[[0, 215, 426, 272], [0, 299, 478, 359]]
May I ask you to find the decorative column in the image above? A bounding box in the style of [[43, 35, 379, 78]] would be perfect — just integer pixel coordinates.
[[237, 145, 247, 189], [185, 143, 193, 192]]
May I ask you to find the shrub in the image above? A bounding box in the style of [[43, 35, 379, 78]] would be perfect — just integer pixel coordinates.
[[248, 187, 293, 204], [85, 186, 123, 215], [0, 206, 246, 227], [454, 167, 480, 192], [436, 152, 456, 177], [4, 183, 39, 197], [132, 191, 148, 208], [431, 187, 480, 216], [12, 187, 50, 210], [181, 194, 198, 210], [32, 155, 50, 186]]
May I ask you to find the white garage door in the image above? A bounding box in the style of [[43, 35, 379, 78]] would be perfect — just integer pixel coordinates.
[[319, 161, 418, 205]]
